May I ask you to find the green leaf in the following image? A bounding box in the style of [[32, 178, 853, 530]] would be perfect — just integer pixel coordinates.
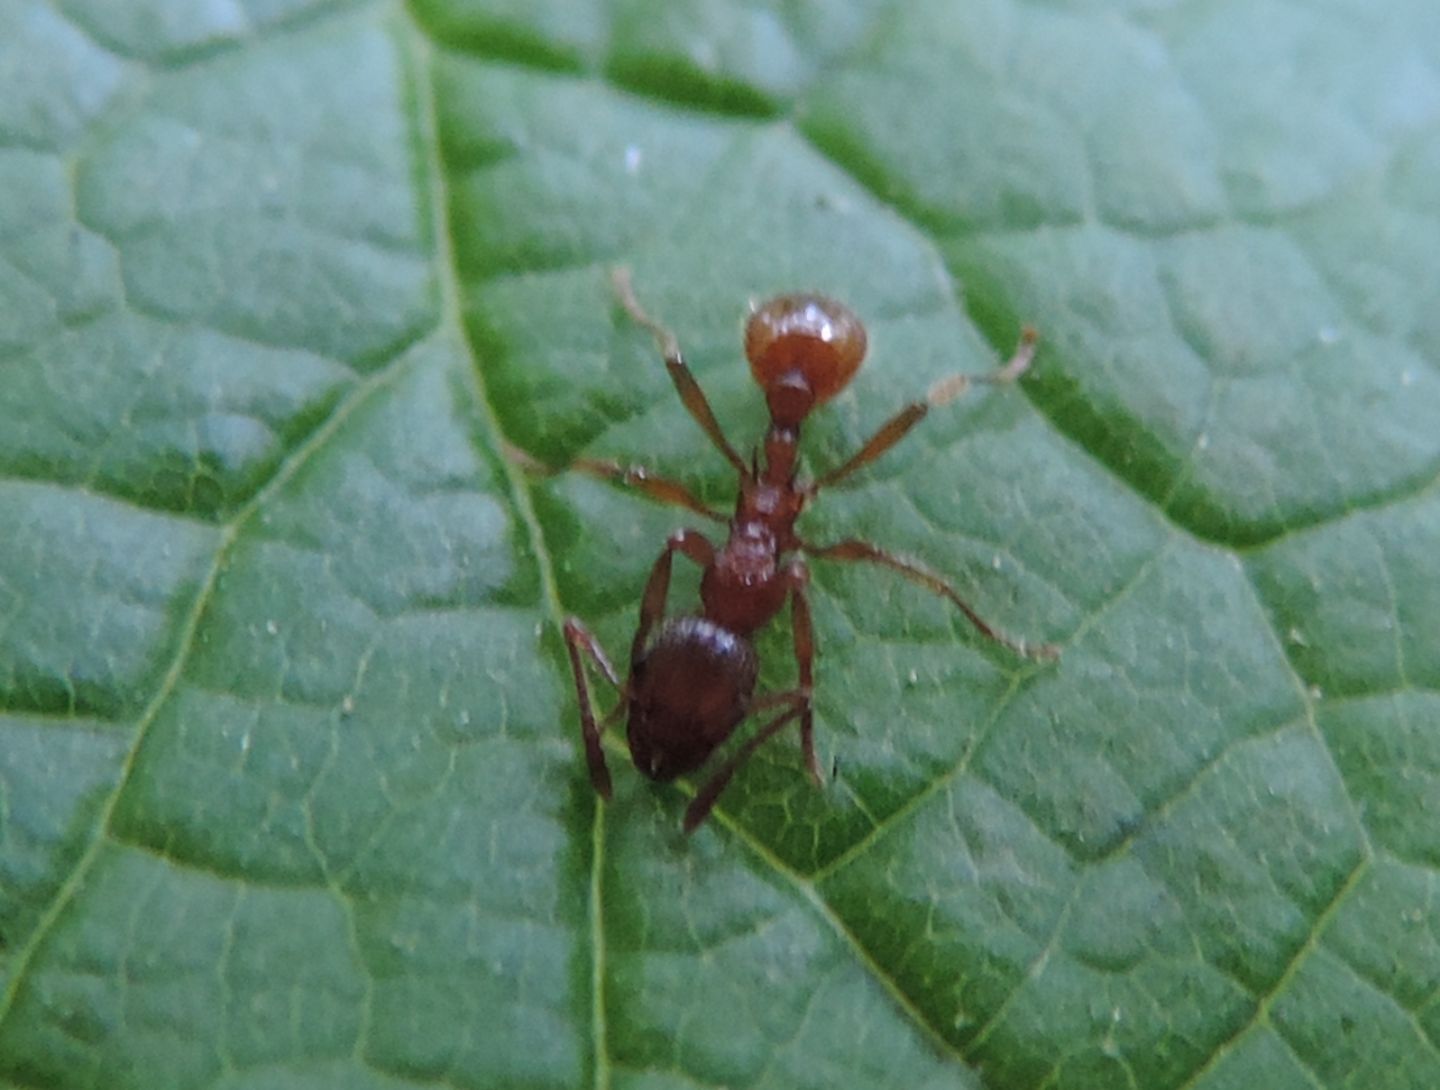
[[2, 2, 1437, 1089]]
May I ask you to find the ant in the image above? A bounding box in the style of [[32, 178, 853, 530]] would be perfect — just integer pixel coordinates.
[[548, 269, 1056, 833]]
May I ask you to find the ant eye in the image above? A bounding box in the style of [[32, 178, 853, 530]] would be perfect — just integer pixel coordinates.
[[744, 294, 867, 422]]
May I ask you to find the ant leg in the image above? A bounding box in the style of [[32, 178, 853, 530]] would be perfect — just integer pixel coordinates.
[[684, 696, 807, 833], [505, 441, 726, 523], [785, 560, 824, 786], [570, 458, 726, 522], [810, 327, 1038, 492], [630, 528, 716, 664], [564, 617, 625, 799], [802, 538, 1059, 661], [611, 267, 748, 476]]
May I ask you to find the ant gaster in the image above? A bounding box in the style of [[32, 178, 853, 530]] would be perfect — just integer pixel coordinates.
[[556, 269, 1056, 833]]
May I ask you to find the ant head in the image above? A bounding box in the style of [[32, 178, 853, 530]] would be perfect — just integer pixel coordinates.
[[745, 294, 867, 427]]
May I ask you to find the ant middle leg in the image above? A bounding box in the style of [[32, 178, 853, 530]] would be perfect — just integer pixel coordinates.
[[611, 267, 749, 476], [564, 617, 625, 799], [802, 538, 1058, 661], [810, 326, 1039, 492]]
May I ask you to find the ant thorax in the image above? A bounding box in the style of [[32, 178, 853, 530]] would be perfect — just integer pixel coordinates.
[[700, 523, 789, 635], [720, 522, 776, 582]]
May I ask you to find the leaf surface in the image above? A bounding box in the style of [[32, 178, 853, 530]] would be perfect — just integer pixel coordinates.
[[2, 2, 1438, 1089]]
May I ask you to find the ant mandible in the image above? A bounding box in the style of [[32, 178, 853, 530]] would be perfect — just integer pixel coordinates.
[[556, 269, 1056, 833]]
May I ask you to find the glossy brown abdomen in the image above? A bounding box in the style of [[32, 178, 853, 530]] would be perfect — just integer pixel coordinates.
[[627, 616, 758, 781]]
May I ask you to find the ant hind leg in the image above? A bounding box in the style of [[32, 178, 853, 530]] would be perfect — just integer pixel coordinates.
[[564, 617, 625, 799], [684, 695, 808, 833], [630, 528, 716, 663], [786, 560, 823, 786]]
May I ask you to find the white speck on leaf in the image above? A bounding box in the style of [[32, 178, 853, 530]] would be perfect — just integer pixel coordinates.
[[691, 41, 718, 69]]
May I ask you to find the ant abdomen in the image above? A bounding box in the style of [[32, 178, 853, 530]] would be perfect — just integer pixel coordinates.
[[627, 616, 758, 781], [745, 294, 867, 427]]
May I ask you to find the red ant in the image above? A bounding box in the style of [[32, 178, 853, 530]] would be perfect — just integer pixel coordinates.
[[549, 269, 1055, 833]]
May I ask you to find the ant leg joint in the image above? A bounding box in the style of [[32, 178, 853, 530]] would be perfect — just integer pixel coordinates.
[[664, 527, 717, 567], [927, 374, 971, 407], [611, 266, 682, 362]]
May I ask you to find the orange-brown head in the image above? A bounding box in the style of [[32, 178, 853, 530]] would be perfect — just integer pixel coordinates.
[[744, 294, 867, 428]]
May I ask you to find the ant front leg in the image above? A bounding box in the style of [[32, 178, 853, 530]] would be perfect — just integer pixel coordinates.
[[810, 327, 1039, 492], [564, 618, 625, 799], [506, 441, 726, 524], [630, 528, 716, 664], [611, 268, 749, 477], [571, 458, 725, 523], [802, 538, 1059, 661]]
